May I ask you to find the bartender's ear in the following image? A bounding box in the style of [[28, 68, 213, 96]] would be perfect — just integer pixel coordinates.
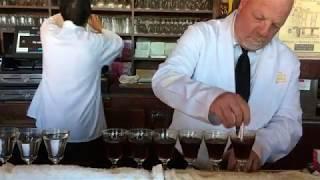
[[238, 0, 249, 11]]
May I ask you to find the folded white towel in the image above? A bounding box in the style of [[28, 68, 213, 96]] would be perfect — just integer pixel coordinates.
[[0, 163, 152, 180]]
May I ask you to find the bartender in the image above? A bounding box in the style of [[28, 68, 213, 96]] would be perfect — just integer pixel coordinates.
[[27, 0, 123, 167], [152, 0, 302, 171]]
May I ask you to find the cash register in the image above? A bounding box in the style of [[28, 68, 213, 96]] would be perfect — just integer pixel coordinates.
[[0, 26, 42, 100]]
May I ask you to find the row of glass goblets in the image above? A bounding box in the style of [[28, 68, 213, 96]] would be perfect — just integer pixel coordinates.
[[179, 129, 256, 171], [102, 128, 256, 170], [0, 127, 69, 165]]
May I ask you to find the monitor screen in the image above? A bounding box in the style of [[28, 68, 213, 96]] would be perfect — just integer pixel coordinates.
[[13, 26, 42, 59]]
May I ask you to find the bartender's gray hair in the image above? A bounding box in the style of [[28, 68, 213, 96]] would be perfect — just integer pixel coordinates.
[[59, 0, 91, 27]]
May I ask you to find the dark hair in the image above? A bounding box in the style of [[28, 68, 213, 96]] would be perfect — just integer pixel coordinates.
[[59, 0, 91, 26]]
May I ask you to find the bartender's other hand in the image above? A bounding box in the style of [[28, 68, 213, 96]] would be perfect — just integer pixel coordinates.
[[52, 13, 64, 27], [88, 14, 103, 33], [246, 150, 261, 172], [226, 149, 261, 172], [226, 149, 237, 170], [209, 92, 250, 128]]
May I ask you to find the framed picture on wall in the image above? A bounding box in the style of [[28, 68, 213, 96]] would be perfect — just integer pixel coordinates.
[[279, 0, 320, 59]]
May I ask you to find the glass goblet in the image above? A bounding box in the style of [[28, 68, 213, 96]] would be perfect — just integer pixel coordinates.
[[17, 128, 42, 165], [153, 129, 177, 169], [230, 130, 256, 171], [128, 128, 153, 168], [0, 127, 18, 165], [204, 129, 228, 171], [178, 129, 203, 169], [42, 129, 69, 165], [102, 128, 127, 168]]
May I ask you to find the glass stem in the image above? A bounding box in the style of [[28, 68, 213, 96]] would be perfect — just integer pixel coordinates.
[[110, 159, 118, 169], [209, 159, 222, 171], [161, 159, 170, 170], [137, 160, 143, 169]]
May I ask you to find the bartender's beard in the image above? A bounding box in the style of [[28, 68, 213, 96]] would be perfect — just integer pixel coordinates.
[[241, 37, 270, 51]]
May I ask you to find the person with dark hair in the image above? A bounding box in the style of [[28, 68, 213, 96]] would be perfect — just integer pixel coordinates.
[[27, 0, 123, 167], [59, 0, 91, 26]]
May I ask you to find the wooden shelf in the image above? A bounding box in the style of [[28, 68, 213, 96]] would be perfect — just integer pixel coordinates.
[[134, 33, 181, 37], [92, 7, 132, 12], [134, 8, 212, 14], [0, 5, 49, 10], [134, 57, 166, 61], [117, 33, 131, 37], [51, 6, 132, 12]]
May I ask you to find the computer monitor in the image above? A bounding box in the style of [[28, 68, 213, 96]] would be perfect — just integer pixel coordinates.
[[13, 26, 42, 59]]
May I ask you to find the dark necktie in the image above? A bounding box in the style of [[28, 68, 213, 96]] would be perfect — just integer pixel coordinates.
[[235, 48, 250, 102]]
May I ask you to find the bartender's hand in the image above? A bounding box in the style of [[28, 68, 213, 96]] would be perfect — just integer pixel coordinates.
[[246, 151, 261, 172], [52, 13, 64, 27], [209, 92, 250, 128], [226, 149, 261, 172], [88, 14, 103, 33]]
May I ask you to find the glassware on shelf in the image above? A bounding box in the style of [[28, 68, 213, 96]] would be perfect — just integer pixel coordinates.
[[0, 14, 46, 26], [134, 0, 142, 9], [17, 128, 42, 165], [128, 128, 153, 168], [204, 129, 229, 171], [219, 0, 229, 18], [178, 129, 203, 169], [102, 128, 127, 168], [153, 129, 177, 169], [0, 127, 18, 165], [101, 15, 131, 34], [159, 0, 168, 9], [42, 129, 69, 165], [91, 0, 130, 9], [0, 0, 47, 6], [134, 16, 200, 35], [230, 130, 256, 171]]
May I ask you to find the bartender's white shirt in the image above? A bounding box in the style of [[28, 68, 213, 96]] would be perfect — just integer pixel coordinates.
[[152, 12, 302, 167], [28, 17, 123, 142]]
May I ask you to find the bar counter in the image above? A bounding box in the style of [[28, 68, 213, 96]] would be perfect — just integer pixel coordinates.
[[0, 163, 318, 180]]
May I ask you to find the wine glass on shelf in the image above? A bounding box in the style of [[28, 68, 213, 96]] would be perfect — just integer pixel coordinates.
[[102, 128, 127, 168], [178, 129, 203, 169], [0, 127, 18, 165], [230, 130, 256, 171], [128, 128, 153, 168], [204, 129, 228, 171], [153, 128, 177, 169], [42, 129, 69, 165], [17, 128, 42, 165]]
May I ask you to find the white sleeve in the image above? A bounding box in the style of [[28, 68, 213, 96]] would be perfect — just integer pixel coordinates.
[[40, 15, 61, 47], [96, 29, 123, 66], [152, 25, 226, 124], [252, 61, 303, 164]]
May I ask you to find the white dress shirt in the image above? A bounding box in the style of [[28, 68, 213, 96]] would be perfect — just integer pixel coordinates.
[[28, 16, 123, 142], [152, 12, 302, 167]]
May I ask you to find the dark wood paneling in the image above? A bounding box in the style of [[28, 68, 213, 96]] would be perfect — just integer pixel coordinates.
[[300, 60, 320, 79], [0, 102, 35, 127], [104, 94, 173, 129]]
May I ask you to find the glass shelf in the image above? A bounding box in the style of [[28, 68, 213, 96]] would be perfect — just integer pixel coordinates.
[[0, 5, 49, 9]]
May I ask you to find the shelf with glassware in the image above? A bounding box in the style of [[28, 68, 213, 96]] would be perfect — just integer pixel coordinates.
[[0, 5, 49, 10], [0, 0, 228, 82]]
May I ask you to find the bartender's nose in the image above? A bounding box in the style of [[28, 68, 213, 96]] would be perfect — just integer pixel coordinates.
[[258, 20, 273, 39]]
